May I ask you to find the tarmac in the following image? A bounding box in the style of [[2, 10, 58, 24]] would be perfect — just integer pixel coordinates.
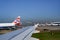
[[29, 37, 39, 40], [37, 26, 60, 30]]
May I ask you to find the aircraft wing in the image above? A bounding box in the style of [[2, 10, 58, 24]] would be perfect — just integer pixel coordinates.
[[0, 25, 37, 40]]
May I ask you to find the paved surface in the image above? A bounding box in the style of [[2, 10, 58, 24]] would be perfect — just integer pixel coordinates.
[[33, 30, 40, 33], [38, 26, 60, 30], [29, 37, 39, 40]]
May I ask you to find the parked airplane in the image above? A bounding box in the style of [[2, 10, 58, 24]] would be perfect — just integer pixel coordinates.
[[0, 16, 21, 30], [37, 22, 60, 27], [46, 22, 60, 26]]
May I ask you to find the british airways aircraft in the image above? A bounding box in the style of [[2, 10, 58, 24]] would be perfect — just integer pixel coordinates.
[[0, 16, 21, 29]]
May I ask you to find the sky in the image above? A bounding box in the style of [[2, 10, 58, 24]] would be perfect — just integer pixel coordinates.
[[0, 0, 60, 22]]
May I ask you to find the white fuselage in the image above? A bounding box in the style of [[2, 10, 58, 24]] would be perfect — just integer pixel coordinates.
[[0, 23, 15, 27]]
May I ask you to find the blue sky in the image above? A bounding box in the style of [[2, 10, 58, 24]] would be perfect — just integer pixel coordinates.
[[0, 0, 60, 22]]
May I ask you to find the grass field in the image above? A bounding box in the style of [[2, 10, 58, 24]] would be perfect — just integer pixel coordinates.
[[32, 31, 60, 40]]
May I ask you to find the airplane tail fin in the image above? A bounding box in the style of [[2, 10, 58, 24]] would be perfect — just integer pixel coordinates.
[[13, 16, 21, 26]]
